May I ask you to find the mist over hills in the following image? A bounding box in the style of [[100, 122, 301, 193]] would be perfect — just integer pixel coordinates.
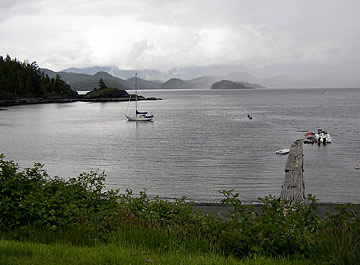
[[42, 69, 161, 91], [64, 66, 167, 82], [42, 68, 263, 91], [42, 61, 360, 91], [63, 63, 360, 88]]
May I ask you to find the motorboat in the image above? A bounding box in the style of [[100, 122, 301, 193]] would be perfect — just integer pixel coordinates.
[[303, 129, 332, 144], [303, 131, 317, 144], [276, 149, 290, 155], [315, 129, 332, 144]]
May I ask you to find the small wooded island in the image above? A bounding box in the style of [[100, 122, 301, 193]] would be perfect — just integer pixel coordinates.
[[211, 79, 263, 89], [211, 80, 250, 89], [0, 55, 159, 107]]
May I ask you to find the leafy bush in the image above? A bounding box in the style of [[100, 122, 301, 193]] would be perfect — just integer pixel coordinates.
[[1, 154, 359, 262], [0, 154, 219, 249], [0, 157, 47, 230], [220, 190, 320, 258], [0, 154, 122, 241]]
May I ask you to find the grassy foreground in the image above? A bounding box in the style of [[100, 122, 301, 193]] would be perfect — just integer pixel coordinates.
[[1, 154, 359, 265], [0, 240, 312, 265]]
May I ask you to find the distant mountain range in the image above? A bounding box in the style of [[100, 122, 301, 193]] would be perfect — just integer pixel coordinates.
[[59, 66, 295, 89], [41, 68, 263, 91], [42, 61, 360, 91], [61, 63, 360, 88], [41, 69, 161, 91]]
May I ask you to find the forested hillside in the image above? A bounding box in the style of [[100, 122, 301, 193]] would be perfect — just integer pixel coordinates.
[[0, 55, 77, 100]]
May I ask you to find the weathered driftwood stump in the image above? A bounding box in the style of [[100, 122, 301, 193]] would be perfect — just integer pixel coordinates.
[[280, 139, 305, 204]]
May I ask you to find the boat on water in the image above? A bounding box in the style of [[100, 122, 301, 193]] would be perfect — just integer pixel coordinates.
[[303, 131, 317, 144], [125, 73, 154, 121], [125, 110, 154, 121], [303, 129, 332, 144], [315, 129, 332, 144], [276, 149, 290, 155]]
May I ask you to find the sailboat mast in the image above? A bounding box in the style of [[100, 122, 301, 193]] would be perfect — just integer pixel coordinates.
[[135, 73, 138, 116]]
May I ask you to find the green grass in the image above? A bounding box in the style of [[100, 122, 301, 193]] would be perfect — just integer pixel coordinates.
[[0, 240, 312, 265]]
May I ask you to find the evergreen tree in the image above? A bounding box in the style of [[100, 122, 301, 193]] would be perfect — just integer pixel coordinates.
[[0, 55, 76, 100], [98, 78, 107, 90]]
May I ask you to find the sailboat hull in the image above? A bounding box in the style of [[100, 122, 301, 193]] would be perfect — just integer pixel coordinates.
[[125, 73, 155, 121], [125, 114, 154, 121]]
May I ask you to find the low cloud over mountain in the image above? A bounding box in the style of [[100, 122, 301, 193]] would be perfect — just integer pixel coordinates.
[[60, 62, 360, 89]]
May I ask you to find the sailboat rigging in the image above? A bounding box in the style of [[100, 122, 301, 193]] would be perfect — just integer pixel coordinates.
[[125, 73, 154, 121]]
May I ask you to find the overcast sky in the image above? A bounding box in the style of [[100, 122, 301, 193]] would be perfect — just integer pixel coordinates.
[[1, 0, 359, 72]]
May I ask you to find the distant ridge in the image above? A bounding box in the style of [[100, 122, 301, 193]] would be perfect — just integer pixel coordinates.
[[42, 68, 263, 91], [42, 69, 128, 91], [63, 66, 166, 81], [124, 77, 162, 90], [161, 78, 189, 89], [60, 66, 297, 88], [64, 66, 114, 75], [61, 63, 360, 88]]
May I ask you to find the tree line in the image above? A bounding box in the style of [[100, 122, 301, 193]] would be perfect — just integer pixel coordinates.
[[0, 55, 77, 100]]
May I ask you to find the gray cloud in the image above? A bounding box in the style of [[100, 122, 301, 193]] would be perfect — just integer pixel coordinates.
[[0, 0, 45, 21], [0, 0, 359, 77]]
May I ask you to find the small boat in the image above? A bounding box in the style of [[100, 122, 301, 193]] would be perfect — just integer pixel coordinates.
[[125, 73, 154, 121], [355, 165, 360, 170], [276, 149, 290, 155], [303, 129, 332, 144], [125, 110, 154, 121], [303, 131, 316, 144], [315, 129, 332, 144]]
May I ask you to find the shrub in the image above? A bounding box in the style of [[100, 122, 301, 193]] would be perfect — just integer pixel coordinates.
[[0, 154, 122, 241], [1, 154, 359, 262], [220, 190, 320, 258], [312, 204, 360, 265], [0, 154, 221, 250]]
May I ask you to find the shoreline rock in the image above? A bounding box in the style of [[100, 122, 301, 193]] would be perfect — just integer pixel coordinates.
[[0, 96, 162, 107], [0, 98, 79, 107], [194, 202, 360, 219]]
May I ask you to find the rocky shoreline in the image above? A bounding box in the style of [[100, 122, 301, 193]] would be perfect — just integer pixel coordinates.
[[0, 96, 161, 107], [194, 202, 360, 219]]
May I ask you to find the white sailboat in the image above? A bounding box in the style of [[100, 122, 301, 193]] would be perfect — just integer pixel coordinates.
[[125, 73, 154, 121]]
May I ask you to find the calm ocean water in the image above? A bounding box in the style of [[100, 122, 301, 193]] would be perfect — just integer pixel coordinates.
[[0, 88, 359, 203]]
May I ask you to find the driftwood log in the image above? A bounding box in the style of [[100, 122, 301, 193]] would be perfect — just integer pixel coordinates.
[[280, 139, 305, 204]]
